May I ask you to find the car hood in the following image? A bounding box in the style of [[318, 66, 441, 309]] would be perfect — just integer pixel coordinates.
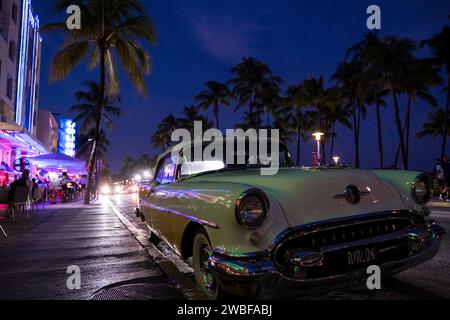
[[189, 168, 406, 227]]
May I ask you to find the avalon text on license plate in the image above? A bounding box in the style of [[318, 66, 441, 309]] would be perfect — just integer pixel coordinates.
[[347, 247, 377, 267]]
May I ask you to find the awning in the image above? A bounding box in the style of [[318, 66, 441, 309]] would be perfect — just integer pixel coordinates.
[[29, 153, 87, 175], [0, 122, 50, 154]]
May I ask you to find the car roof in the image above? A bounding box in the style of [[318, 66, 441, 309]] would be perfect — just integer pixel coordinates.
[[156, 137, 284, 163]]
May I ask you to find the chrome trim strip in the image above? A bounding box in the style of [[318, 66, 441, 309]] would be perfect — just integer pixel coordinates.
[[273, 210, 419, 246], [146, 203, 220, 229]]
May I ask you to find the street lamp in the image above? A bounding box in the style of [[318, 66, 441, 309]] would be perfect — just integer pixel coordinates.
[[333, 156, 340, 166], [134, 174, 142, 181], [144, 171, 151, 179], [313, 132, 324, 165]]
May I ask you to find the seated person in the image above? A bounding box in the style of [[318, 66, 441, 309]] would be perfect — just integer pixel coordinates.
[[8, 170, 31, 202]]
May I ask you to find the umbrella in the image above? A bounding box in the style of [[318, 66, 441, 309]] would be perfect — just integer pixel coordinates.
[[29, 153, 87, 175]]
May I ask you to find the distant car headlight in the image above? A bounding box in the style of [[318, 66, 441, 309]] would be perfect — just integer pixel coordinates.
[[101, 185, 111, 194], [235, 189, 269, 227], [131, 185, 139, 193], [115, 185, 122, 193], [412, 174, 432, 205]]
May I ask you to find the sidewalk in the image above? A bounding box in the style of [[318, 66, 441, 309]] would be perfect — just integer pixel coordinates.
[[428, 199, 450, 208], [0, 200, 169, 300]]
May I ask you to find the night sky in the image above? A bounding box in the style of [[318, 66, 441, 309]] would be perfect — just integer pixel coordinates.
[[33, 0, 450, 173]]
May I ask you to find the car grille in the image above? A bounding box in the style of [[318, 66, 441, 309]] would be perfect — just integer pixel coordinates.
[[273, 211, 424, 279]]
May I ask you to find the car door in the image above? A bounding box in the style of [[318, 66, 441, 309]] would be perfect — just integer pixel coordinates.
[[147, 155, 177, 241]]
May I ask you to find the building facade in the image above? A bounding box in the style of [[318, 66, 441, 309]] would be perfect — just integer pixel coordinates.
[[0, 0, 47, 176], [0, 0, 22, 124], [36, 109, 58, 153]]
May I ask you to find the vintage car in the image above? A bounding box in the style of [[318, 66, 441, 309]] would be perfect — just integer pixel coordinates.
[[136, 138, 445, 299]]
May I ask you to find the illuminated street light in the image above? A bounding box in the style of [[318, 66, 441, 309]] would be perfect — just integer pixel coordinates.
[[134, 174, 142, 181], [312, 132, 324, 165], [144, 171, 151, 178], [333, 156, 340, 166]]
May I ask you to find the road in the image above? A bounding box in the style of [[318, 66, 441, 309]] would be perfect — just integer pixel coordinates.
[[107, 193, 450, 300]]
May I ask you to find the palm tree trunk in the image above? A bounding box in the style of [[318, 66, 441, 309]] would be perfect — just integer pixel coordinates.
[[85, 44, 106, 205], [405, 95, 412, 170], [214, 103, 220, 130], [256, 104, 261, 129], [393, 90, 407, 170], [296, 132, 301, 166], [394, 115, 409, 168], [376, 101, 384, 169], [321, 120, 328, 166], [352, 101, 360, 168], [329, 122, 336, 164], [442, 73, 450, 159]]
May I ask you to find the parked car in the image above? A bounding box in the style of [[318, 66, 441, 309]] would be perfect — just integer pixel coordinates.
[[136, 138, 445, 299]]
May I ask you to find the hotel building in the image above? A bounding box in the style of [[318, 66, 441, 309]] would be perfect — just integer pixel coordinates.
[[0, 0, 48, 184]]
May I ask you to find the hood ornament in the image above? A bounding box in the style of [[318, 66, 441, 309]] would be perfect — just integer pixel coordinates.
[[333, 185, 371, 204]]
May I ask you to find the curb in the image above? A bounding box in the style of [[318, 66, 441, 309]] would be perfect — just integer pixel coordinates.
[[103, 197, 206, 300]]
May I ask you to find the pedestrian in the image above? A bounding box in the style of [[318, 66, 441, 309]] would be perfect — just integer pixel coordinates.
[[436, 159, 445, 200], [8, 170, 31, 202], [79, 175, 87, 198], [441, 156, 450, 201], [60, 172, 69, 203]]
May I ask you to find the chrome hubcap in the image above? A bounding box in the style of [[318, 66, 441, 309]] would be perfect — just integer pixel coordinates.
[[199, 244, 217, 295]]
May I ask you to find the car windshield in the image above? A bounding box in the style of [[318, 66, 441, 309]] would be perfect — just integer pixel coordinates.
[[179, 140, 293, 178]]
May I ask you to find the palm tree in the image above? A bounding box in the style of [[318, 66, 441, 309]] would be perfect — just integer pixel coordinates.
[[288, 111, 316, 166], [364, 80, 388, 168], [229, 57, 283, 129], [343, 33, 383, 168], [417, 109, 450, 139], [234, 111, 260, 131], [325, 104, 352, 164], [366, 36, 418, 169], [300, 75, 342, 165], [151, 114, 180, 151], [77, 129, 110, 163], [283, 85, 306, 165], [195, 81, 232, 130], [400, 59, 441, 167], [43, 0, 157, 204], [178, 106, 213, 135], [120, 156, 138, 179], [422, 26, 450, 159], [260, 81, 282, 127], [69, 81, 122, 134]]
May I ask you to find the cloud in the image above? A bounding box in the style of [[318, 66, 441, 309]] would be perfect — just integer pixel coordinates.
[[184, 12, 264, 63]]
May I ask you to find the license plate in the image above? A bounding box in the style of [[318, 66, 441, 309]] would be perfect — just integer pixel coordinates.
[[347, 247, 377, 267]]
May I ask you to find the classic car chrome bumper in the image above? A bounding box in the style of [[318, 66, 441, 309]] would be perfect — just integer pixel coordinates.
[[209, 221, 446, 298]]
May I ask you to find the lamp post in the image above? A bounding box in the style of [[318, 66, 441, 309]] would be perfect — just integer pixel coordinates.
[[313, 132, 324, 166]]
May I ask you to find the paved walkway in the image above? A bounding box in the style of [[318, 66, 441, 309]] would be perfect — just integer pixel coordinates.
[[0, 200, 175, 300]]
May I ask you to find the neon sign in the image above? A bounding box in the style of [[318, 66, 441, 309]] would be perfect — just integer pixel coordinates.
[[58, 118, 77, 157]]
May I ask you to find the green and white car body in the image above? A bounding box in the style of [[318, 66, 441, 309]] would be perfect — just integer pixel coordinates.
[[137, 140, 445, 299]]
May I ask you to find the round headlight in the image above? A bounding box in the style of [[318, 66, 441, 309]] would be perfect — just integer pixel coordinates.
[[412, 174, 432, 205], [235, 189, 269, 227]]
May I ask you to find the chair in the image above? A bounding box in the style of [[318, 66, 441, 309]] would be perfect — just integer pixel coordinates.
[[7, 186, 30, 220], [31, 187, 46, 212], [0, 223, 6, 238], [0, 188, 8, 214]]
